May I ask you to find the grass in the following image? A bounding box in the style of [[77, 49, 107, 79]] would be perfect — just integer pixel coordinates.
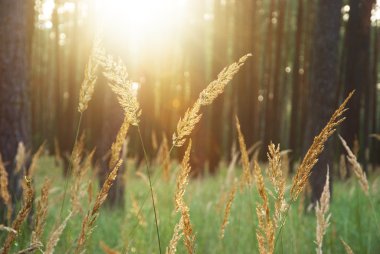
[[2, 155, 379, 253], [0, 46, 372, 254]]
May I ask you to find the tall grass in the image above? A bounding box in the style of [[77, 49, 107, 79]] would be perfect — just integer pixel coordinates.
[[2, 156, 379, 253], [1, 42, 378, 254]]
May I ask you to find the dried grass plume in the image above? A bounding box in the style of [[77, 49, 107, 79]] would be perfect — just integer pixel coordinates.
[[32, 178, 51, 245], [315, 169, 331, 254], [100, 54, 141, 126], [78, 36, 101, 113], [254, 161, 274, 254], [0, 155, 12, 223], [290, 91, 354, 201], [340, 238, 354, 254], [172, 54, 252, 147], [339, 135, 369, 195], [2, 178, 34, 254], [220, 180, 238, 239], [235, 116, 253, 188]]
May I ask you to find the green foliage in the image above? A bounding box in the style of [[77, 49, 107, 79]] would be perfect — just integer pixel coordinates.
[[1, 157, 379, 253]]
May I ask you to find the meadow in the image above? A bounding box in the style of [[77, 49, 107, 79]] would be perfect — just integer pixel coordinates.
[[1, 155, 380, 254], [1, 40, 379, 254]]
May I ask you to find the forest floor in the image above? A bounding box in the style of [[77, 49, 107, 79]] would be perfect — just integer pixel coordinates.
[[2, 156, 380, 254]]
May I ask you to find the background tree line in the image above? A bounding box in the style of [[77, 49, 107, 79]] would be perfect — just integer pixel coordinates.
[[1, 0, 379, 211]]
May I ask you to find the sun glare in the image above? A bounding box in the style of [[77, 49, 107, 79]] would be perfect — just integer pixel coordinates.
[[372, 0, 380, 24], [95, 0, 189, 52], [131, 81, 140, 96]]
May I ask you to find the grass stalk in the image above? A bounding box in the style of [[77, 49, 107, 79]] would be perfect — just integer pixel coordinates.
[[367, 193, 380, 239], [137, 126, 162, 254], [125, 143, 175, 248], [59, 112, 83, 220], [274, 199, 294, 251]]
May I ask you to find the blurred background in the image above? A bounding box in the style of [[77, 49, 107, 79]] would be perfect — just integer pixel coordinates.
[[2, 2, 380, 251], [2, 0, 380, 176]]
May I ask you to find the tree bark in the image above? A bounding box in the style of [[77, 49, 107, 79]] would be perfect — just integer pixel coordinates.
[[59, 0, 80, 174], [209, 0, 228, 170], [234, 0, 260, 152], [261, 0, 276, 159], [342, 0, 375, 170], [0, 0, 34, 223], [53, 4, 62, 155], [289, 0, 304, 160], [305, 0, 342, 203], [371, 24, 379, 165], [271, 0, 287, 145]]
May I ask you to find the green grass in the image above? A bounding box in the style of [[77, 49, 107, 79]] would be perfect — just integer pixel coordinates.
[[2, 156, 380, 253]]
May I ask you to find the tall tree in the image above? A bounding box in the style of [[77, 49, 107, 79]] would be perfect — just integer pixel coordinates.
[[209, 0, 229, 169], [59, 0, 80, 173], [305, 0, 342, 203], [261, 0, 276, 159], [342, 0, 375, 170], [289, 0, 304, 160], [270, 0, 287, 144], [0, 0, 34, 222], [186, 0, 207, 175], [53, 2, 62, 154], [371, 22, 380, 165], [234, 0, 260, 151]]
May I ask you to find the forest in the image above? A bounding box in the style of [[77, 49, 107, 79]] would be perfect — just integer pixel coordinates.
[[0, 0, 380, 253]]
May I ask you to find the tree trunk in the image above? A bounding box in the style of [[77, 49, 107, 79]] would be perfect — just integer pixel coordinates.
[[261, 0, 276, 159], [53, 4, 62, 155], [234, 0, 260, 152], [185, 0, 207, 175], [371, 24, 379, 165], [0, 0, 34, 223], [271, 0, 287, 144], [289, 0, 304, 160], [209, 0, 228, 169], [305, 0, 342, 203], [341, 0, 375, 170], [59, 0, 79, 174]]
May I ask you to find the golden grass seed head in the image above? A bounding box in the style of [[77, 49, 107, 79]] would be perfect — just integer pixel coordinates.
[[339, 135, 369, 195], [2, 178, 34, 253], [32, 177, 51, 244], [290, 91, 354, 201], [315, 169, 331, 254], [15, 142, 26, 173], [45, 211, 73, 254], [175, 140, 192, 212], [172, 54, 251, 147], [220, 180, 238, 239], [109, 116, 130, 169], [0, 155, 12, 223], [235, 116, 253, 188], [340, 238, 355, 254]]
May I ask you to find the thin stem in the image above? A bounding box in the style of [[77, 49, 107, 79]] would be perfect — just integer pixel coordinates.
[[125, 144, 176, 252], [137, 126, 162, 254], [367, 192, 380, 240], [59, 113, 83, 220], [274, 199, 294, 251]]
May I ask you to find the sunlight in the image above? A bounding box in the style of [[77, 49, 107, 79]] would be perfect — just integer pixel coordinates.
[[36, 0, 54, 29], [131, 81, 140, 96], [96, 0, 189, 52], [371, 0, 380, 24]]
